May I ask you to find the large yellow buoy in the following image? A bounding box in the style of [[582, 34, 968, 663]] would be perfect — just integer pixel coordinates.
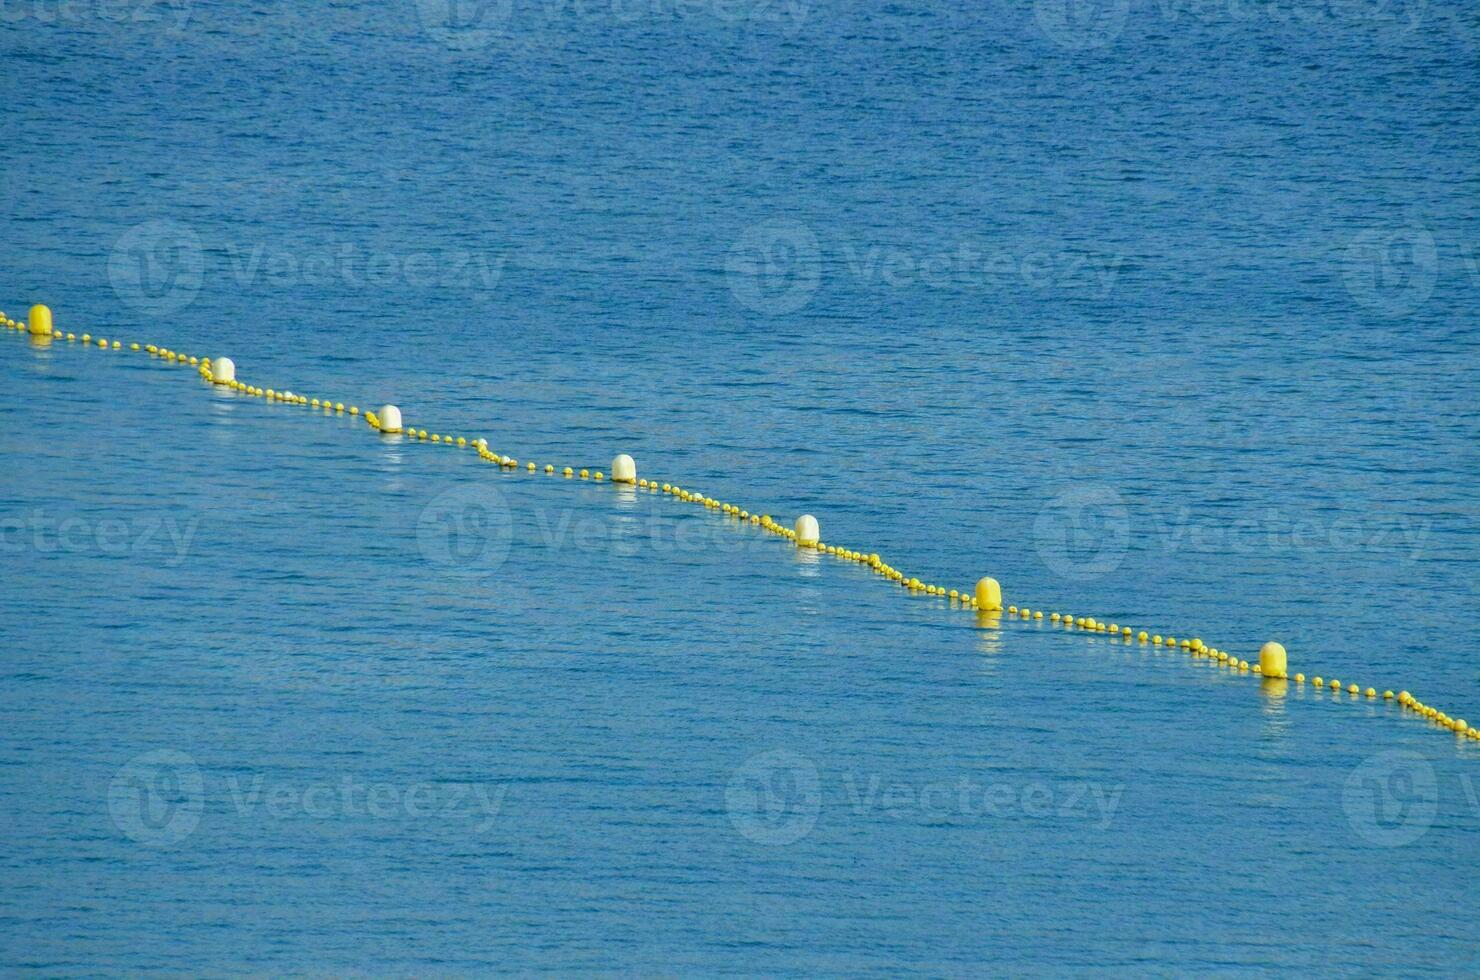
[[211, 356, 236, 384], [974, 577, 1002, 612], [27, 304, 52, 337], [377, 404, 403, 433], [1258, 641, 1287, 679], [794, 514, 819, 547], [610, 453, 636, 484]]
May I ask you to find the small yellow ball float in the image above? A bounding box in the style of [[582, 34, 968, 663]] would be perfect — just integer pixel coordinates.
[[527, 462, 536, 472], [546, 465, 555, 474], [1382, 690, 1394, 700], [564, 467, 574, 478], [1294, 673, 1305, 683], [594, 471, 604, 481], [580, 469, 589, 479]]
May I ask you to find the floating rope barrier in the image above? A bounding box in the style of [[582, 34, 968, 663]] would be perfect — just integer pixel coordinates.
[[4, 303, 1475, 746]]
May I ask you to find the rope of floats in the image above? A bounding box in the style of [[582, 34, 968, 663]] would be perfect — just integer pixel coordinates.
[[6, 302, 1476, 747]]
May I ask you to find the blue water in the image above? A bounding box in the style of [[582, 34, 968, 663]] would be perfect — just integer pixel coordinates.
[[2, 0, 1478, 972]]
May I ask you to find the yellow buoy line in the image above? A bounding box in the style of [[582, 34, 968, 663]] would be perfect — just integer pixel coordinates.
[[5, 303, 1476, 746]]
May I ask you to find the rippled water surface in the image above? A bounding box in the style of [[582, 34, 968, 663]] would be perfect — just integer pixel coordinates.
[[2, 0, 1478, 973]]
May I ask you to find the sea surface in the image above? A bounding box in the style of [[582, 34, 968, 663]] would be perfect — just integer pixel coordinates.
[[1, 0, 1478, 973]]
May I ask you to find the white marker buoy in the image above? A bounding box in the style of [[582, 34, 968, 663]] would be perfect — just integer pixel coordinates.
[[378, 404, 403, 433], [211, 356, 236, 384], [795, 514, 819, 547], [611, 453, 636, 484]]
